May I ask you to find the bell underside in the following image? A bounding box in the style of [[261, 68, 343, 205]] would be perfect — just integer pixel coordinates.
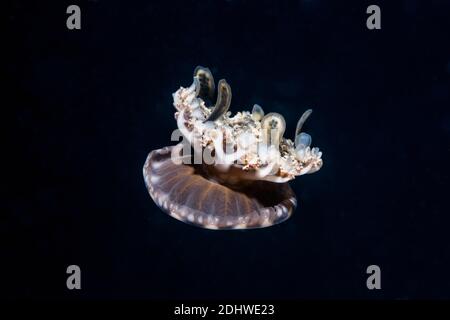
[[143, 146, 297, 229]]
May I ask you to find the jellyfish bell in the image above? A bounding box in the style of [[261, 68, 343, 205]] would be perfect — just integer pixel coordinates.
[[143, 66, 323, 230], [143, 147, 297, 229]]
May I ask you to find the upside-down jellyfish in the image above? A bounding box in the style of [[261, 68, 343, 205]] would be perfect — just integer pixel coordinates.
[[143, 67, 323, 230]]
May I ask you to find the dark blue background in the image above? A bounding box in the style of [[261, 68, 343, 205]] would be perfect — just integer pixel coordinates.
[[5, 0, 450, 299]]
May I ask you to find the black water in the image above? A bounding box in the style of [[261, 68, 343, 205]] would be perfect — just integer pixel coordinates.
[[5, 0, 450, 299]]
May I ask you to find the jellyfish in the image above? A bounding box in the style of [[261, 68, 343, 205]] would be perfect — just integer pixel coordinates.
[[143, 67, 323, 229]]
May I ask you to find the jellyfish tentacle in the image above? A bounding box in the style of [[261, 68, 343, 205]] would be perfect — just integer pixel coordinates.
[[261, 112, 286, 148], [194, 66, 215, 100], [295, 109, 313, 136], [204, 79, 232, 122], [294, 109, 313, 150], [251, 104, 265, 121], [295, 132, 312, 149], [176, 108, 194, 145]]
